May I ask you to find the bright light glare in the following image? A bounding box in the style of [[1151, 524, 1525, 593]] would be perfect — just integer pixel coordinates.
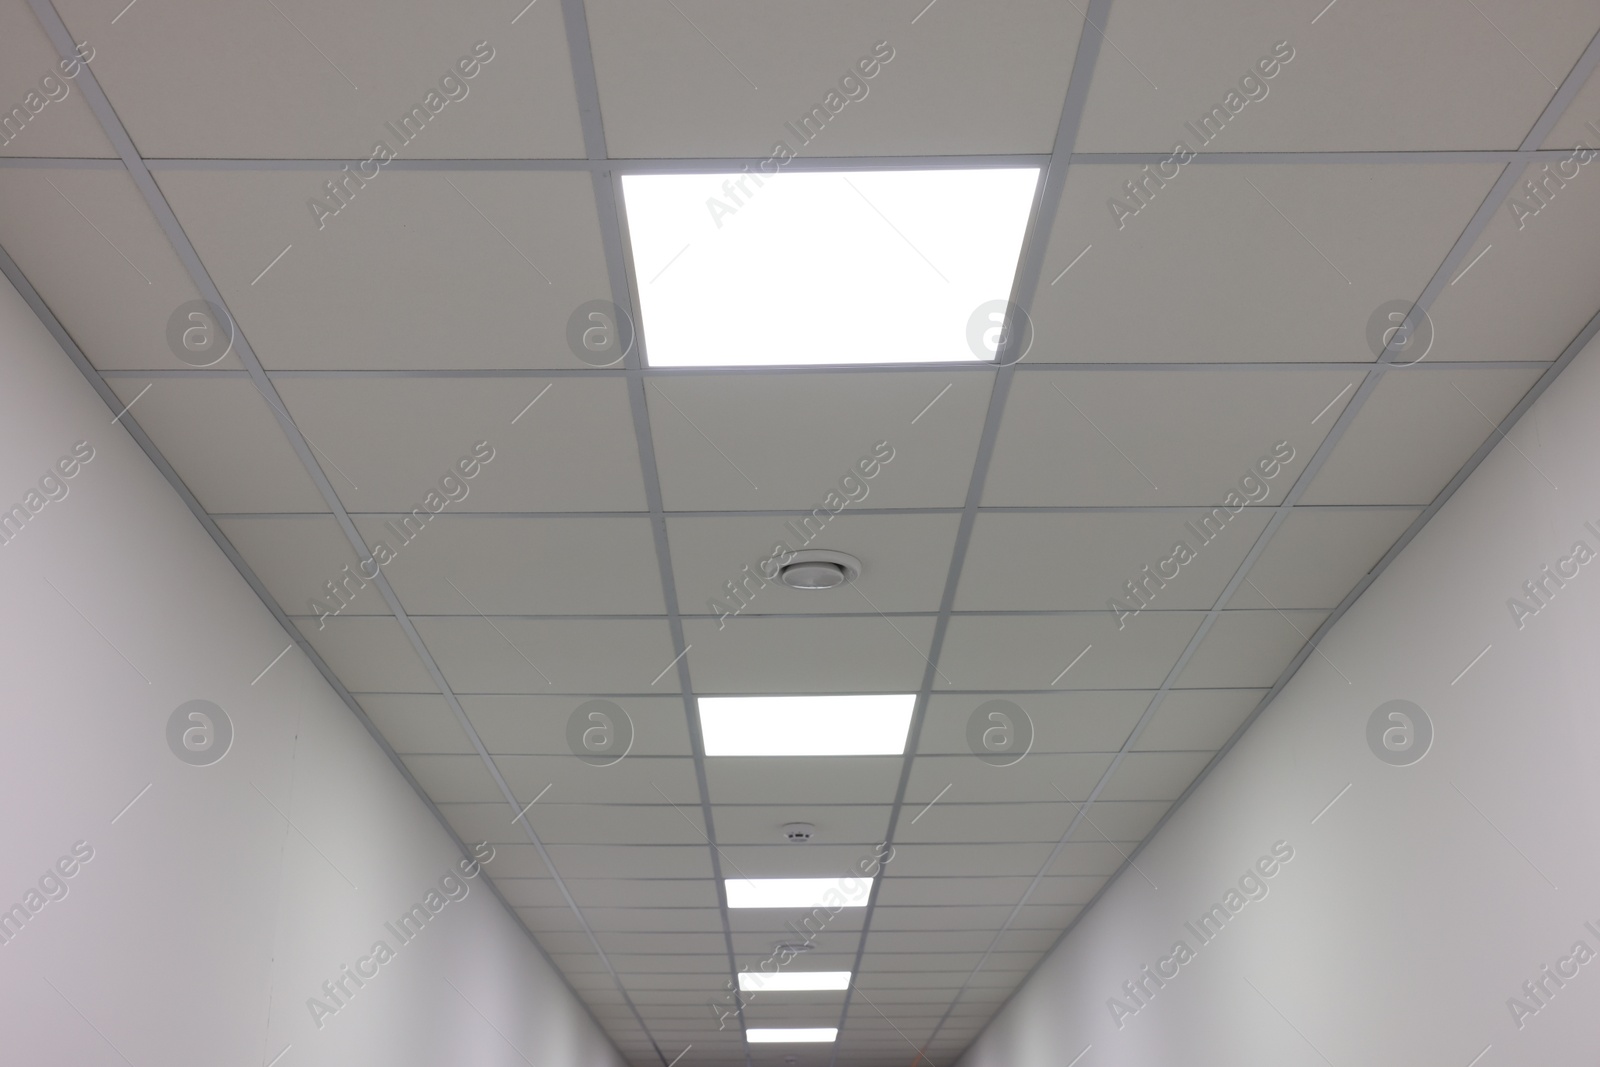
[[621, 168, 1039, 366], [747, 1028, 839, 1043], [724, 878, 871, 910], [738, 971, 852, 992], [698, 694, 915, 756]]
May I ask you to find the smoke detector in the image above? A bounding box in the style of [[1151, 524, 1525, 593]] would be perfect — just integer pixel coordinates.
[[777, 550, 860, 590], [782, 822, 815, 843]]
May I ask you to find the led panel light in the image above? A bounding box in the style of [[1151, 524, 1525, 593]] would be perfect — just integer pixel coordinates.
[[747, 1028, 839, 1044], [738, 971, 852, 992], [698, 694, 915, 757], [725, 878, 871, 910], [620, 168, 1040, 367]]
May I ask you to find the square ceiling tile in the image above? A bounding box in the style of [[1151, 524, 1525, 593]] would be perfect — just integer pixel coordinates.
[[1094, 751, 1216, 802], [985, 370, 1343, 506], [648, 372, 989, 510], [1178, 609, 1328, 688], [586, 0, 1081, 156], [0, 11, 114, 157], [1300, 367, 1544, 504], [711, 804, 892, 847], [718, 844, 881, 880], [1044, 841, 1141, 877], [1132, 689, 1264, 751], [351, 515, 666, 616], [54, 0, 584, 156], [501, 804, 709, 846], [704, 757, 905, 806], [904, 754, 1113, 808], [1543, 62, 1600, 148], [1226, 507, 1419, 609], [155, 170, 612, 369], [1029, 163, 1501, 363], [399, 752, 503, 803], [296, 615, 433, 691], [274, 378, 648, 512], [894, 803, 1069, 846], [461, 695, 692, 757], [544, 845, 715, 880], [670, 512, 959, 617], [493, 753, 702, 806], [681, 616, 935, 694], [356, 693, 472, 753], [1075, 0, 1596, 150], [413, 617, 678, 693], [936, 612, 1203, 691], [919, 691, 1150, 755], [219, 515, 387, 617], [106, 378, 326, 512], [957, 509, 1272, 611], [1063, 800, 1172, 843]]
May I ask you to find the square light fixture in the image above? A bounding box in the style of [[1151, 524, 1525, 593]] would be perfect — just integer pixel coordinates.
[[747, 1028, 839, 1044], [697, 694, 915, 756], [620, 168, 1039, 367], [725, 877, 872, 910], [738, 971, 852, 992]]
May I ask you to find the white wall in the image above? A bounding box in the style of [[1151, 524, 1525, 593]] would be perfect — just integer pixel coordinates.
[[959, 338, 1600, 1067], [0, 276, 626, 1066]]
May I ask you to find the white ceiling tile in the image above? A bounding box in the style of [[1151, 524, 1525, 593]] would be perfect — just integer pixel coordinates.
[[958, 509, 1272, 611], [587, 0, 1081, 156], [352, 515, 666, 615], [1030, 164, 1501, 363], [875, 877, 1034, 907], [357, 693, 472, 754], [544, 845, 715, 880], [903, 754, 1113, 809], [682, 616, 935, 694], [219, 515, 387, 617], [937, 612, 1203, 691], [648, 373, 990, 510], [985, 371, 1343, 505], [55, 0, 584, 157], [155, 170, 612, 369], [108, 378, 326, 512], [413, 616, 677, 693], [482, 804, 709, 846], [295, 615, 433, 691], [1544, 62, 1600, 148], [1076, 0, 1597, 150], [461, 695, 692, 757], [1063, 800, 1172, 843], [1227, 508, 1419, 609], [919, 691, 1149, 755], [704, 757, 905, 806], [1178, 609, 1327, 688], [1301, 367, 1544, 503], [1133, 689, 1265, 751], [493, 753, 703, 807], [1045, 841, 1140, 877], [399, 752, 503, 803], [274, 377, 648, 512], [711, 804, 892, 847], [569, 881, 720, 910], [669, 512, 959, 617], [887, 844, 1053, 878], [717, 843, 884, 880], [894, 803, 1068, 846], [1095, 751, 1216, 802], [0, 11, 114, 157]]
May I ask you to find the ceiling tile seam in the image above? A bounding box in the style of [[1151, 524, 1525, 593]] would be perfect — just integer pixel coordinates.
[[555, 0, 750, 1059], [823, 2, 1117, 1062], [192, 503, 1431, 518], [0, 238, 626, 1046], [19, 1, 663, 1059], [928, 26, 1600, 1058]]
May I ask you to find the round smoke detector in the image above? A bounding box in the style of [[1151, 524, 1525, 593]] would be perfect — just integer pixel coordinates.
[[777, 550, 860, 590], [782, 822, 815, 843]]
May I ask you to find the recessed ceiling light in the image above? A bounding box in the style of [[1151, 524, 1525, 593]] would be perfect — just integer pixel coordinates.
[[738, 971, 851, 992], [620, 168, 1039, 367], [698, 695, 915, 756], [747, 1028, 838, 1044], [725, 878, 871, 910]]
